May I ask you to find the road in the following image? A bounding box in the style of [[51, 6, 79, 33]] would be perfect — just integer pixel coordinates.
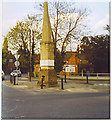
[[2, 84, 109, 119]]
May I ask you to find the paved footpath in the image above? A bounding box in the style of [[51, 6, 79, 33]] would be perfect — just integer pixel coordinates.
[[3, 76, 110, 93]]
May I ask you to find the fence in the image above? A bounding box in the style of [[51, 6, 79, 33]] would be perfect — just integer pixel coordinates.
[[57, 73, 110, 80], [81, 73, 110, 80]]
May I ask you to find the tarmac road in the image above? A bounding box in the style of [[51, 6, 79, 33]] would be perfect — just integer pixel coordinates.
[[2, 84, 110, 119]]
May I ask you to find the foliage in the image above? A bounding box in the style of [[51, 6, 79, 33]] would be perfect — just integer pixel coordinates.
[[25, 15, 42, 71], [17, 46, 30, 73], [55, 51, 65, 72], [7, 14, 42, 72], [2, 37, 10, 72], [80, 34, 110, 73]]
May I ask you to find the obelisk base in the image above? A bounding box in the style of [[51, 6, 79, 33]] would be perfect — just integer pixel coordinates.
[[37, 69, 58, 87]]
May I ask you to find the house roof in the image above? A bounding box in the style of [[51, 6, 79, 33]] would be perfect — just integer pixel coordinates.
[[64, 51, 77, 61]]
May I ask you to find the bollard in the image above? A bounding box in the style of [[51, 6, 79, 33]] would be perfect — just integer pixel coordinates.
[[13, 76, 16, 85], [61, 78, 64, 90], [64, 74, 67, 83], [97, 73, 98, 80], [10, 75, 13, 84], [41, 76, 45, 89], [86, 71, 90, 84], [86, 75, 88, 84], [82, 69, 83, 79]]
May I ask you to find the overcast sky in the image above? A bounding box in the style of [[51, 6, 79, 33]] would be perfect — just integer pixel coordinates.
[[1, 0, 110, 47], [2, 0, 109, 37]]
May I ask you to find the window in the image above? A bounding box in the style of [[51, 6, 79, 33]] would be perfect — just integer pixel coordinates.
[[70, 67, 75, 72], [66, 67, 70, 72], [66, 66, 75, 72]]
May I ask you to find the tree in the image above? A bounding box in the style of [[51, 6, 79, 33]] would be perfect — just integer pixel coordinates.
[[38, 2, 88, 51], [2, 37, 10, 72], [7, 15, 42, 73], [80, 34, 110, 73], [55, 50, 65, 72], [25, 14, 42, 72], [17, 46, 30, 73], [36, 2, 89, 71]]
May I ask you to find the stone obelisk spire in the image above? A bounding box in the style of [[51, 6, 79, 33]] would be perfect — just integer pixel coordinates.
[[37, 1, 58, 87]]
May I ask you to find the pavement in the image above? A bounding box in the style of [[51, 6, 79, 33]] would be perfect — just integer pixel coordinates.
[[2, 76, 110, 93]]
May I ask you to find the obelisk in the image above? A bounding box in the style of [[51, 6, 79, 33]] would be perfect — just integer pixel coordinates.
[[37, 1, 58, 87]]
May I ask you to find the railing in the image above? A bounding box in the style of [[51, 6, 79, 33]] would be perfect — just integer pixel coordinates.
[[57, 73, 110, 80], [81, 73, 110, 80]]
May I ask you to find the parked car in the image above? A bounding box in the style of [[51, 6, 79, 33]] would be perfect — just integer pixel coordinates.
[[2, 70, 5, 80], [10, 70, 21, 77]]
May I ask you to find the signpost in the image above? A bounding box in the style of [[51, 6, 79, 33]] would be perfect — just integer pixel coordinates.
[[14, 61, 20, 67], [86, 71, 90, 84], [14, 53, 20, 85]]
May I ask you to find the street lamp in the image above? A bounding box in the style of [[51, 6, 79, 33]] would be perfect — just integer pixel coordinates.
[[29, 28, 32, 82], [64, 65, 67, 83], [14, 53, 20, 85]]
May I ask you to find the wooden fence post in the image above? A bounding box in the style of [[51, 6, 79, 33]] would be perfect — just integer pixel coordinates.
[[97, 73, 98, 80], [82, 69, 83, 79]]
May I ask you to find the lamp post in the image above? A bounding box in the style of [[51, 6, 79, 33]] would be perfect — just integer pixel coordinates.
[[29, 29, 32, 82], [14, 53, 20, 85], [63, 65, 67, 83]]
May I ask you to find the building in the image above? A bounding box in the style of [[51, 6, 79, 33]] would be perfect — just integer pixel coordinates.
[[34, 48, 90, 76], [60, 52, 80, 75], [5, 51, 15, 74]]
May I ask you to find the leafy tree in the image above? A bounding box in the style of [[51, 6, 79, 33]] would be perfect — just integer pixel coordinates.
[[80, 34, 110, 73], [55, 50, 65, 72], [25, 14, 42, 72], [17, 46, 30, 73], [7, 21, 28, 51], [2, 37, 10, 72], [7, 15, 42, 73]]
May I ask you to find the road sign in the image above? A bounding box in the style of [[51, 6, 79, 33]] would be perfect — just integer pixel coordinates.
[[14, 61, 20, 67], [86, 71, 90, 76], [15, 54, 20, 60]]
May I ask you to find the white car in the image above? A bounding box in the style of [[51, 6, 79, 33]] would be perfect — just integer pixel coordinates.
[[10, 70, 21, 77]]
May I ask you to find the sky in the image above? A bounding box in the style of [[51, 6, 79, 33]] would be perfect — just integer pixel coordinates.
[[0, 0, 110, 52], [76, 2, 109, 34], [1, 0, 109, 36]]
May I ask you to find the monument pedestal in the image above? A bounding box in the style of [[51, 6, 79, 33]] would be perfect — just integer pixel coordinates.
[[38, 69, 58, 87]]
